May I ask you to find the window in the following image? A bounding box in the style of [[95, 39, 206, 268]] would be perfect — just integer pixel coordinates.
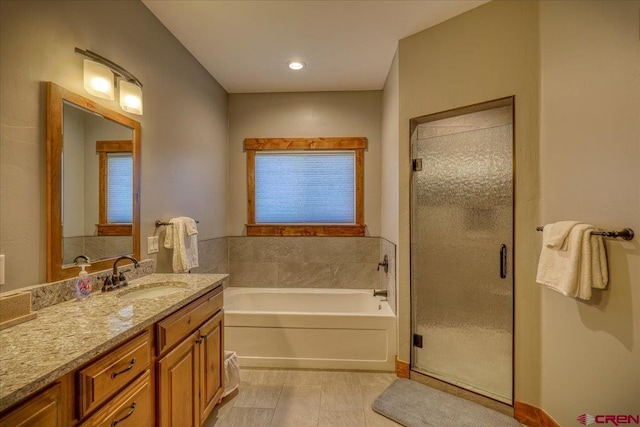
[[106, 153, 133, 223], [96, 140, 133, 236], [245, 137, 366, 236]]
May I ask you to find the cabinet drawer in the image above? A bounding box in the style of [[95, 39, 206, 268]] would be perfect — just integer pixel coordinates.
[[79, 371, 152, 427], [77, 331, 150, 418], [156, 287, 223, 356]]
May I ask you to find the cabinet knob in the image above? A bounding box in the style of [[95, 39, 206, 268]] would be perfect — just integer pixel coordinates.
[[195, 333, 208, 344]]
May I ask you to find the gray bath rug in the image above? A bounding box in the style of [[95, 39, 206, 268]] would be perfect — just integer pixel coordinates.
[[372, 379, 521, 427]]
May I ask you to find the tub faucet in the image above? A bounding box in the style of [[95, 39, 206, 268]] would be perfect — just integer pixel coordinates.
[[373, 289, 388, 297], [102, 256, 140, 292]]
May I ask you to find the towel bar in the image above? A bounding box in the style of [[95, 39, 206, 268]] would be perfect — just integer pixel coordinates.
[[155, 219, 200, 228], [536, 226, 634, 241]]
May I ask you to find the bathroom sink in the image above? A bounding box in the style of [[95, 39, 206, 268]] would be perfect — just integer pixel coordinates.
[[117, 281, 189, 300]]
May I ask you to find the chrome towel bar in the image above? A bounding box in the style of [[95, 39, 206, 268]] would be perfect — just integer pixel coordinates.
[[536, 226, 634, 241]]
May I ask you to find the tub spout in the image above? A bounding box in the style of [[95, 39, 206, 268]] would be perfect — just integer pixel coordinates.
[[373, 289, 388, 297]]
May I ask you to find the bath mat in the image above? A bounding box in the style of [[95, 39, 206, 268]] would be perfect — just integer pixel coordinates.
[[372, 379, 521, 427]]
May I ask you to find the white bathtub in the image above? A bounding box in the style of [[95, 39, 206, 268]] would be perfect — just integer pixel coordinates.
[[224, 287, 396, 371]]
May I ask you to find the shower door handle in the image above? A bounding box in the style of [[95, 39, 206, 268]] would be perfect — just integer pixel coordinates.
[[500, 244, 507, 279]]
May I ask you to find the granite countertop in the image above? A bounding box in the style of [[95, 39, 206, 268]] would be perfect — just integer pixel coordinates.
[[0, 273, 227, 412]]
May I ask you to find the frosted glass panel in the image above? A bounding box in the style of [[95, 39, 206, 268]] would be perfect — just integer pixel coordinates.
[[255, 152, 355, 223], [411, 105, 513, 403]]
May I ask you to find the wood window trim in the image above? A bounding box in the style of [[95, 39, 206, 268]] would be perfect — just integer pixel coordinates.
[[244, 137, 366, 237], [97, 140, 133, 236]]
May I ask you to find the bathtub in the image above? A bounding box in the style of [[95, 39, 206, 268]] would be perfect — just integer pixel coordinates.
[[224, 287, 396, 371]]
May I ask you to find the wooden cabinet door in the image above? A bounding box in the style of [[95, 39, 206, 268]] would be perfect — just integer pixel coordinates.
[[198, 310, 224, 422], [157, 331, 199, 427], [0, 383, 64, 427]]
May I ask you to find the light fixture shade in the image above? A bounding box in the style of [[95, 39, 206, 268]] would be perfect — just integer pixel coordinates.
[[287, 61, 305, 71], [119, 81, 143, 115], [83, 59, 114, 100]]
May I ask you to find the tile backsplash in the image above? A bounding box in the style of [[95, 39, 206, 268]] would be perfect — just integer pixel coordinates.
[[21, 259, 155, 311]]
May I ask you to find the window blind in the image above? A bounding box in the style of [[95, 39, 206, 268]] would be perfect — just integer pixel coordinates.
[[255, 152, 355, 223], [106, 153, 133, 223]]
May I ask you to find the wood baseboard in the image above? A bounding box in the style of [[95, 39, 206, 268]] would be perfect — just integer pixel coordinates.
[[395, 357, 410, 378], [514, 401, 559, 427]]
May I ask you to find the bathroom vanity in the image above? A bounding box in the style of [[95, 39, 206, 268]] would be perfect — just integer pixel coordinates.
[[0, 273, 227, 427]]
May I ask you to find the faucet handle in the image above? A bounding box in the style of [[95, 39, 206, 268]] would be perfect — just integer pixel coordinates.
[[118, 271, 129, 287], [101, 275, 114, 292], [377, 255, 389, 273]]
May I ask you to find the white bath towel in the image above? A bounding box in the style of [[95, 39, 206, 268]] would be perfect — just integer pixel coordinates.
[[536, 222, 608, 300], [164, 217, 199, 273]]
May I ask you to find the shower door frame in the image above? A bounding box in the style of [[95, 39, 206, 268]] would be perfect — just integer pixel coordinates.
[[408, 96, 516, 405]]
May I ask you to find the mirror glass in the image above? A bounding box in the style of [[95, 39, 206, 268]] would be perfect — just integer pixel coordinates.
[[47, 82, 140, 282], [61, 101, 134, 266]]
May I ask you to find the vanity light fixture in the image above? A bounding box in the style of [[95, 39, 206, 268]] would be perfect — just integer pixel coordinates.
[[119, 81, 143, 115], [75, 48, 144, 115], [83, 59, 114, 100], [287, 60, 306, 71]]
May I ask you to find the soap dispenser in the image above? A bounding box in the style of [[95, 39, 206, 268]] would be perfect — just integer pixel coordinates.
[[74, 263, 93, 301]]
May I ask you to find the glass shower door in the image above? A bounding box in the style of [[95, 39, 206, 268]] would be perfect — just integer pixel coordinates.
[[410, 100, 513, 403]]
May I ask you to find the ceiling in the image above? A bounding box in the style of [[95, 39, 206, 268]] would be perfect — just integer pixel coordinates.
[[142, 1, 488, 94]]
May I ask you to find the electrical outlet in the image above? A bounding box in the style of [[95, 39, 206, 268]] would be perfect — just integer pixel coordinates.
[[0, 254, 5, 285], [148, 236, 159, 254]]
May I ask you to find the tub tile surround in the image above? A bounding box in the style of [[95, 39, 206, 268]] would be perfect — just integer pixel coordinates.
[[380, 238, 397, 314], [193, 237, 229, 274], [63, 236, 133, 265], [228, 237, 390, 291], [203, 368, 401, 427]]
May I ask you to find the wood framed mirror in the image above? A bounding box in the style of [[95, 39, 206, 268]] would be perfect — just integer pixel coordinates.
[[46, 82, 140, 282]]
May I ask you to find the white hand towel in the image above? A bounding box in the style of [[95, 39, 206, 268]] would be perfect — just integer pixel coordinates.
[[163, 217, 199, 273], [583, 233, 608, 290], [179, 216, 199, 271], [536, 223, 592, 298], [545, 220, 582, 249], [536, 222, 608, 300]]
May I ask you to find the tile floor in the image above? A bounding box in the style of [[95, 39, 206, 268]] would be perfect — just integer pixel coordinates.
[[203, 368, 402, 427]]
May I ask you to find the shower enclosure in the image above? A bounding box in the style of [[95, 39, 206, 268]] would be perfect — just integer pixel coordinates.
[[410, 98, 514, 404]]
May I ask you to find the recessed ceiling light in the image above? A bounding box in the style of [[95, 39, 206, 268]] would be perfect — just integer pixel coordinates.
[[287, 61, 305, 71]]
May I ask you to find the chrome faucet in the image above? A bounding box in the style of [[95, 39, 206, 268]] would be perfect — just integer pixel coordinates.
[[102, 256, 140, 292], [373, 289, 388, 297]]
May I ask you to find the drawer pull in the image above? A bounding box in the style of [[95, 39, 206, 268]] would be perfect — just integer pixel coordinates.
[[110, 358, 136, 379], [111, 402, 136, 426]]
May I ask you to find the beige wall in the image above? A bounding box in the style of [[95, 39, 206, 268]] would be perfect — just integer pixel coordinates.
[[397, 0, 541, 406], [227, 91, 382, 236], [381, 51, 400, 245], [0, 0, 228, 291], [539, 1, 640, 424]]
